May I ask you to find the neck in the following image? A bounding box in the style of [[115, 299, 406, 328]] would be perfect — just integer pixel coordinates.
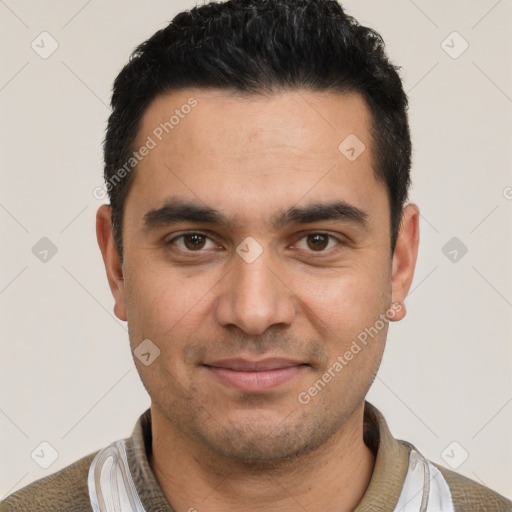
[[149, 402, 375, 512]]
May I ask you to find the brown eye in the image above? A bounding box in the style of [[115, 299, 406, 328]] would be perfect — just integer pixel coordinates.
[[294, 233, 342, 254], [183, 233, 207, 250], [306, 234, 329, 251]]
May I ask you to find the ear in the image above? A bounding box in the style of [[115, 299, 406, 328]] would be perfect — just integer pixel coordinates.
[[390, 203, 420, 322], [96, 205, 127, 321]]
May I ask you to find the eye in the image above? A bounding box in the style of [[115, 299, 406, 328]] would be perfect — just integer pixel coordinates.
[[169, 233, 218, 251], [294, 233, 342, 252], [167, 232, 343, 254]]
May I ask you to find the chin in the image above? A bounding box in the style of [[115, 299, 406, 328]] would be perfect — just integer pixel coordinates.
[[188, 408, 340, 468]]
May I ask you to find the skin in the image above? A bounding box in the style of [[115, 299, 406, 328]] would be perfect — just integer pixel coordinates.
[[97, 88, 419, 512]]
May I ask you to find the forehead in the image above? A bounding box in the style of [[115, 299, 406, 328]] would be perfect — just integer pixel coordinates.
[[125, 88, 387, 230], [137, 88, 372, 159]]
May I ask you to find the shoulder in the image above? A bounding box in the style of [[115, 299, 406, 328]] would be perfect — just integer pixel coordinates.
[[432, 461, 512, 512], [0, 451, 97, 512]]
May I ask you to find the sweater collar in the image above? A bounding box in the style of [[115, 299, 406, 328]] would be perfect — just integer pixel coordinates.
[[125, 401, 411, 511]]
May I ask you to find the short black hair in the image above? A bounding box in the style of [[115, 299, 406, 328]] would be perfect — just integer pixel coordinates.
[[104, 0, 411, 257]]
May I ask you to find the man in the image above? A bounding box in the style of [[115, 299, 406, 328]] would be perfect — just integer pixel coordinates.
[[2, 0, 510, 510]]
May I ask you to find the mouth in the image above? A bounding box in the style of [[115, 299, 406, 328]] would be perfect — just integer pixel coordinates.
[[202, 358, 309, 393]]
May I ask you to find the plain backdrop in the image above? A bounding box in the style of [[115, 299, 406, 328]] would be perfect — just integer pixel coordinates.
[[1, 0, 511, 501]]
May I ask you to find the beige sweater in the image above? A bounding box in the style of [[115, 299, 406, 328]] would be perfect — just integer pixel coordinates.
[[1, 402, 510, 511]]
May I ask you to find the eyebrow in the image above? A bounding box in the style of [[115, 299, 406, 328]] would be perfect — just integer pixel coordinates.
[[143, 197, 369, 231]]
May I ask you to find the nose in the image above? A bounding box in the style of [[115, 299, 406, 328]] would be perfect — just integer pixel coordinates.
[[213, 247, 297, 336]]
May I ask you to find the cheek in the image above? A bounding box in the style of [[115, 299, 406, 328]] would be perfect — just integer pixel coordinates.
[[123, 259, 224, 345], [291, 261, 390, 336], [123, 265, 215, 391]]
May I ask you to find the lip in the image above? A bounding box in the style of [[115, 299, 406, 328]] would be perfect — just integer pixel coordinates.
[[203, 358, 308, 393]]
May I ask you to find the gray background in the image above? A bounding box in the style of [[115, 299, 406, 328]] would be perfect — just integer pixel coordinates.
[[1, 0, 511, 500]]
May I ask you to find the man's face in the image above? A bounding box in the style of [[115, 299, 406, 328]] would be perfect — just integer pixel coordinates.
[[99, 89, 416, 464]]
